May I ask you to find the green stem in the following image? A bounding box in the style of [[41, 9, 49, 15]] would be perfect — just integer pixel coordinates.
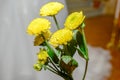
[[48, 64, 58, 72], [43, 65, 58, 75], [45, 65, 73, 80], [48, 57, 60, 72], [82, 60, 88, 80], [62, 74, 73, 80], [80, 26, 89, 80], [53, 15, 60, 30]]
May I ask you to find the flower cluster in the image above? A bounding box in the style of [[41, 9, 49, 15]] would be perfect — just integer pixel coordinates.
[[27, 2, 89, 80]]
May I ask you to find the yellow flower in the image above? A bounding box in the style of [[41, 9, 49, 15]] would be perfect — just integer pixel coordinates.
[[64, 11, 85, 30], [34, 30, 51, 46], [49, 28, 73, 47], [37, 49, 49, 64], [40, 2, 64, 16], [33, 49, 49, 71], [27, 18, 51, 35], [33, 63, 42, 71]]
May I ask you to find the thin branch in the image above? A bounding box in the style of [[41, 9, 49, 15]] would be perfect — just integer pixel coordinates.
[[82, 60, 89, 80], [48, 64, 58, 72], [53, 15, 60, 30], [48, 57, 60, 72]]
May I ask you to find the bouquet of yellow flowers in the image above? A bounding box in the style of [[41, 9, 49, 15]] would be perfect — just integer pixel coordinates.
[[27, 2, 89, 80]]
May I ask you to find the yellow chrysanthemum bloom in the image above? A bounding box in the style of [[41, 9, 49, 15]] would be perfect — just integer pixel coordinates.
[[49, 28, 73, 47], [27, 18, 51, 35], [37, 49, 49, 64], [64, 11, 85, 30], [34, 30, 51, 46], [40, 2, 64, 16]]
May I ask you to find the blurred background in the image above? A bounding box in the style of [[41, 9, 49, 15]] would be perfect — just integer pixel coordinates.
[[0, 0, 120, 80]]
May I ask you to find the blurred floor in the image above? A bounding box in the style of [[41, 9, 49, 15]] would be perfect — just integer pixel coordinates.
[[85, 15, 120, 80]]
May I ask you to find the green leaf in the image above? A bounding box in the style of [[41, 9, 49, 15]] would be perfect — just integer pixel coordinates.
[[73, 30, 89, 60], [61, 55, 78, 67], [80, 22, 85, 29], [60, 55, 78, 74], [76, 46, 87, 59], [61, 56, 72, 64], [63, 39, 77, 56], [71, 59, 78, 66], [45, 41, 60, 63]]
